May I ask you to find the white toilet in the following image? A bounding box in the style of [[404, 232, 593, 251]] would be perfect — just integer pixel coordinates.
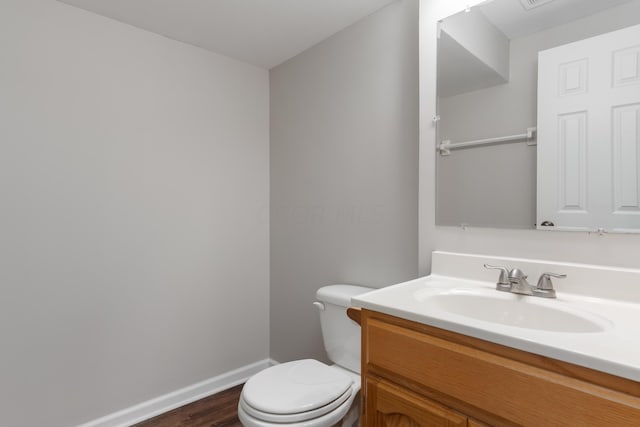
[[238, 284, 373, 427]]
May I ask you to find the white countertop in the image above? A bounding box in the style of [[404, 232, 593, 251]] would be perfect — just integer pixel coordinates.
[[352, 252, 640, 382]]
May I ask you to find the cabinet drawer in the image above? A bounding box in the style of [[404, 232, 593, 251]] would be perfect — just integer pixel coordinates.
[[365, 318, 640, 426], [367, 378, 467, 427]]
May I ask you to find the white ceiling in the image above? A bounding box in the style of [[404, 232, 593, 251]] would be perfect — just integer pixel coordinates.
[[478, 0, 635, 39], [56, 0, 398, 69]]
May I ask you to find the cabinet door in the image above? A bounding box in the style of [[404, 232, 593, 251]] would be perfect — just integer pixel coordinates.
[[365, 378, 467, 427], [468, 420, 491, 427]]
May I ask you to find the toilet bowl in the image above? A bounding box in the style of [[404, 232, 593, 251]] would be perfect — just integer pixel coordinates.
[[237, 285, 373, 427]]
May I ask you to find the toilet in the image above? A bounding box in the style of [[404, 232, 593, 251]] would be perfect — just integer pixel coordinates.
[[237, 284, 373, 427]]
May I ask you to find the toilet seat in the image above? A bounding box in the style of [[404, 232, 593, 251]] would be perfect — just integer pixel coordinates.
[[237, 390, 359, 427], [239, 386, 351, 423], [239, 360, 357, 424]]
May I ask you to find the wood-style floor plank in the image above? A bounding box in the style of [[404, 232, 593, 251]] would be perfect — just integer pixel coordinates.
[[133, 384, 243, 427]]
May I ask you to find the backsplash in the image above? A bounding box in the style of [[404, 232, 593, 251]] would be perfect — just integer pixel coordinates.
[[432, 251, 640, 304]]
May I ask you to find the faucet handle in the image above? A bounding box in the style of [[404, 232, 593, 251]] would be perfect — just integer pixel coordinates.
[[484, 264, 510, 290], [537, 272, 566, 291]]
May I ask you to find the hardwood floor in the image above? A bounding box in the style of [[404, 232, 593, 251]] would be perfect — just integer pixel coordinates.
[[133, 384, 243, 427]]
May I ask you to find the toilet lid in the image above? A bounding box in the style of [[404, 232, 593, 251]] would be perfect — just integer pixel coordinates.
[[242, 359, 353, 415]]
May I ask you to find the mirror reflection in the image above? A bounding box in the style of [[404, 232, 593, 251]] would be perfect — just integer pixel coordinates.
[[435, 0, 640, 232]]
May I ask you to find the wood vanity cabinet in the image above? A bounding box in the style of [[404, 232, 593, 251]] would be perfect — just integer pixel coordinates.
[[357, 309, 640, 427]]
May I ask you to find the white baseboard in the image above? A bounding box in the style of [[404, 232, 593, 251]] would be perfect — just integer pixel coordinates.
[[78, 358, 277, 427]]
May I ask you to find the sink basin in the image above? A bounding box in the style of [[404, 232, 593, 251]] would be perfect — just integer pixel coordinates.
[[421, 290, 612, 333]]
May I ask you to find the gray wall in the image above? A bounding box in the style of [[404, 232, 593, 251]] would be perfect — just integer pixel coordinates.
[[270, 0, 419, 363], [0, 1, 269, 426], [435, 2, 640, 229]]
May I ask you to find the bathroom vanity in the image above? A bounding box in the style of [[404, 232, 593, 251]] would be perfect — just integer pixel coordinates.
[[351, 252, 640, 426], [357, 309, 640, 426]]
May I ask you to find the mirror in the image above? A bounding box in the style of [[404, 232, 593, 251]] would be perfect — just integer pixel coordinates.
[[435, 0, 640, 232]]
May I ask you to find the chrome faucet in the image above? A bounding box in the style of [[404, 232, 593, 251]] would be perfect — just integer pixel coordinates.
[[507, 268, 533, 295], [484, 264, 565, 299]]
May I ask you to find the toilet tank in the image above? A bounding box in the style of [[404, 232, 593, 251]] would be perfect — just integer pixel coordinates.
[[315, 284, 374, 374]]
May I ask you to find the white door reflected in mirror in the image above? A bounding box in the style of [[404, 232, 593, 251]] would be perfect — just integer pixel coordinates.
[[537, 24, 640, 233]]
